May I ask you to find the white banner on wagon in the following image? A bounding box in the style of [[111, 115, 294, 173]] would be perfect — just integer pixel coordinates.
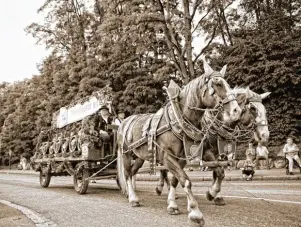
[[57, 97, 100, 128]]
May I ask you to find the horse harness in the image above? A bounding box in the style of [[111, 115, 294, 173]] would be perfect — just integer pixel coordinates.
[[120, 76, 237, 174]]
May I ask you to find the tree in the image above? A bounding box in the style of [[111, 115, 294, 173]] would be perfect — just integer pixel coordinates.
[[207, 0, 301, 149]]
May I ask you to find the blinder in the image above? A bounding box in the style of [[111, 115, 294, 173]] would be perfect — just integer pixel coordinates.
[[246, 97, 268, 127], [203, 73, 237, 110]]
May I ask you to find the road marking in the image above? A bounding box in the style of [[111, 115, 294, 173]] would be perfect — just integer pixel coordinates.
[[0, 199, 58, 226], [137, 189, 301, 205]]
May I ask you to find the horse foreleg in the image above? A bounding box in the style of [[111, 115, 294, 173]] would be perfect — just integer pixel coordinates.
[[206, 166, 225, 206], [166, 176, 180, 215], [164, 156, 204, 226]]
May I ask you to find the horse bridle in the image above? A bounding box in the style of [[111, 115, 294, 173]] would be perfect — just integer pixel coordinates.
[[198, 74, 238, 111], [241, 97, 268, 129]]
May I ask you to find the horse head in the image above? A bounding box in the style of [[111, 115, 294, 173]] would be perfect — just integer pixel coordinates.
[[234, 87, 270, 143], [179, 57, 241, 125]]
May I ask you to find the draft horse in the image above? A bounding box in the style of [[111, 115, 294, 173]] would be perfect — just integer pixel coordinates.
[[117, 60, 241, 226], [156, 87, 271, 206]]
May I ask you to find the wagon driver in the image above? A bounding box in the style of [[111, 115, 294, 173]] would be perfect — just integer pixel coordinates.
[[97, 105, 113, 142]]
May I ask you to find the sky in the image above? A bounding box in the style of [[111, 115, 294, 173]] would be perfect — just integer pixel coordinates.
[[0, 1, 47, 83]]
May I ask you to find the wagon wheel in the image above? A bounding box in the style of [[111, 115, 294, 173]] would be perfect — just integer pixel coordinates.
[[74, 168, 89, 194], [39, 168, 51, 188]]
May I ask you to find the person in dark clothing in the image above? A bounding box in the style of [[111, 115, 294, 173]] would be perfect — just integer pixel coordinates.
[[95, 105, 114, 157], [242, 158, 255, 181], [96, 105, 113, 140]]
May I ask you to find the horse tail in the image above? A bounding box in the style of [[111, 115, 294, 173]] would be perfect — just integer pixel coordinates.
[[117, 138, 128, 195]]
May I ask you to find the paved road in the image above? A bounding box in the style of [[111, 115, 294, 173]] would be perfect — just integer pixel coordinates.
[[0, 174, 300, 227]]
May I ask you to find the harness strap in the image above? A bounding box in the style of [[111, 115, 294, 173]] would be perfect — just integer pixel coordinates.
[[148, 108, 164, 174], [222, 94, 236, 105]]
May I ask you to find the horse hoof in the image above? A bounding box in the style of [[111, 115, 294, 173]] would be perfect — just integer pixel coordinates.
[[198, 219, 205, 227], [206, 191, 214, 201], [155, 187, 162, 196], [167, 207, 180, 215], [188, 213, 205, 226], [130, 201, 140, 207], [175, 194, 179, 200], [214, 197, 226, 206]]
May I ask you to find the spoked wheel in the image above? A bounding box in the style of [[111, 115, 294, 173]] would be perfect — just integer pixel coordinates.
[[74, 168, 89, 194], [39, 169, 51, 188]]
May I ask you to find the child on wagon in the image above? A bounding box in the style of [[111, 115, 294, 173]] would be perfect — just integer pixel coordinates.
[[242, 158, 255, 181]]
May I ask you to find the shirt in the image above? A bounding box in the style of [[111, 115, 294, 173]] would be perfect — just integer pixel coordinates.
[[256, 146, 269, 157], [283, 143, 299, 156], [244, 160, 255, 170], [246, 148, 256, 157], [114, 118, 122, 126]]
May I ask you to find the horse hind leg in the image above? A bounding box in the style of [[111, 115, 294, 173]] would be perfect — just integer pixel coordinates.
[[125, 157, 145, 207], [118, 149, 140, 207], [206, 166, 226, 206]]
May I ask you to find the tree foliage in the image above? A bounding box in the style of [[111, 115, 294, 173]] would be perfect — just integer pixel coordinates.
[[1, 0, 300, 159], [206, 0, 301, 148]]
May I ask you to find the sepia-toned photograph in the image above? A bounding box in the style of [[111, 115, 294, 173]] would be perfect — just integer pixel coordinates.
[[0, 1, 301, 227]]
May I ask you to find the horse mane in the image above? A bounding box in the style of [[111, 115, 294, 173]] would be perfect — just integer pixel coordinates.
[[232, 87, 261, 99], [232, 87, 247, 94], [179, 74, 207, 107]]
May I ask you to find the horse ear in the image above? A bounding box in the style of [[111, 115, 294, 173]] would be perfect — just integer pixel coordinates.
[[245, 87, 253, 98], [220, 65, 227, 77], [260, 92, 271, 100], [202, 56, 214, 75]]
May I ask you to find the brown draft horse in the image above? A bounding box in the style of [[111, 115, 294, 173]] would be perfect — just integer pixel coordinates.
[[117, 60, 241, 226], [156, 88, 271, 206]]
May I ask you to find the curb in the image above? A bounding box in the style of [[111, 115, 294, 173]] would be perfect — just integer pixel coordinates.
[[1, 170, 300, 182], [135, 174, 301, 182], [0, 199, 58, 227], [0, 170, 38, 176]]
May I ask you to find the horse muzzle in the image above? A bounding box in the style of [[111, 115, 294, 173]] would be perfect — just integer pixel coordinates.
[[254, 127, 269, 143]]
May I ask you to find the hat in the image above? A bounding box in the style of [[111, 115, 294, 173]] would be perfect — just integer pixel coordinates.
[[99, 105, 109, 111], [117, 109, 125, 114]]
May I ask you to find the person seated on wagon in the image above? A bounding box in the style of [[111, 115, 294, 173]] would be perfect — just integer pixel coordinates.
[[245, 142, 256, 161], [97, 105, 113, 142], [114, 109, 125, 127], [255, 142, 270, 170], [283, 137, 301, 175], [242, 158, 255, 181]]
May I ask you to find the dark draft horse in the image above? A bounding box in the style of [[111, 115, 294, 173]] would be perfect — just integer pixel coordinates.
[[117, 60, 241, 226], [156, 87, 271, 206]]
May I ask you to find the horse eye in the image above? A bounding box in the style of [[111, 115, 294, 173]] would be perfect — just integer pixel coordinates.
[[250, 105, 257, 113]]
